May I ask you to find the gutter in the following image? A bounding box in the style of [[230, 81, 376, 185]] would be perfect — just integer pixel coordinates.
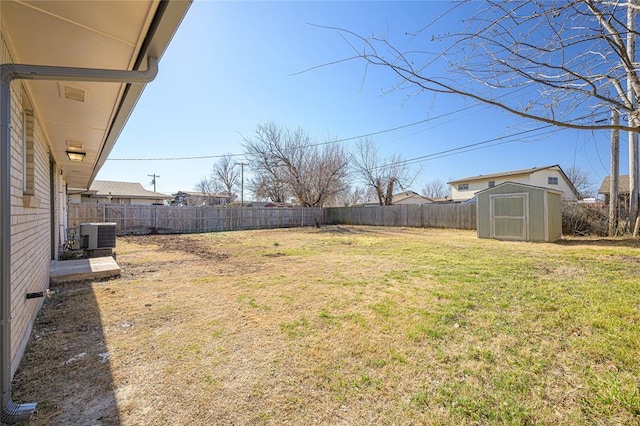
[[0, 57, 157, 424]]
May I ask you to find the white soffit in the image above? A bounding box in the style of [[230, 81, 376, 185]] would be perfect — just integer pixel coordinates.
[[0, 0, 160, 189]]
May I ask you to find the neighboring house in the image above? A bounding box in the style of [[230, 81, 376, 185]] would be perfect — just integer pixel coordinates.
[[172, 190, 233, 206], [430, 196, 453, 203], [363, 191, 433, 206], [0, 1, 190, 419], [448, 165, 580, 202], [69, 180, 173, 205], [597, 175, 630, 206], [391, 190, 434, 205]]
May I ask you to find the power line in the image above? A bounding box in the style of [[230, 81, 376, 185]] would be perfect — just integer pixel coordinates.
[[377, 108, 615, 171], [105, 105, 482, 161], [106, 102, 612, 168], [378, 124, 556, 170]]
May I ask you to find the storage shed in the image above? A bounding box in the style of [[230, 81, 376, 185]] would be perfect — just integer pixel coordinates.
[[476, 182, 562, 242]]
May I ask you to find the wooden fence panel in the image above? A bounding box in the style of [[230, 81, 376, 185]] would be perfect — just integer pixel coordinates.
[[68, 203, 473, 234], [67, 204, 324, 235], [324, 204, 476, 230]]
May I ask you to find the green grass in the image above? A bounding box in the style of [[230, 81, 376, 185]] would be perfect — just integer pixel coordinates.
[[15, 227, 640, 425], [244, 227, 640, 424]]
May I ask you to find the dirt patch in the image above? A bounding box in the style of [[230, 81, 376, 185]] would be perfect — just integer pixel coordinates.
[[120, 234, 230, 261]]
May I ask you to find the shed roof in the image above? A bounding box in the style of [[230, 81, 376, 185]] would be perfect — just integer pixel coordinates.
[[475, 181, 563, 196], [597, 175, 630, 195]]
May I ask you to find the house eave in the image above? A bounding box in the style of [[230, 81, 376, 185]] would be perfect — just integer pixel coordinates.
[[90, 0, 191, 188]]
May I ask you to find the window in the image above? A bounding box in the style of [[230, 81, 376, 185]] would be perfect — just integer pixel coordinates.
[[22, 109, 35, 195], [548, 177, 558, 185], [458, 183, 469, 190], [488, 181, 495, 188]]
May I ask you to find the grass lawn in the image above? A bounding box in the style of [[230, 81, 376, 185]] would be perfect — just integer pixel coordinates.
[[12, 226, 640, 425]]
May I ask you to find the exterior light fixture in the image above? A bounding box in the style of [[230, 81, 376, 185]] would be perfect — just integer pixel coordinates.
[[66, 151, 86, 162]]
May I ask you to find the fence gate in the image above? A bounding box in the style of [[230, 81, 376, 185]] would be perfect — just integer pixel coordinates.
[[489, 193, 529, 240]]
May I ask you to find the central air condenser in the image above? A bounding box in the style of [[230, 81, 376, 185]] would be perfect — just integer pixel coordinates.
[[79, 223, 117, 249]]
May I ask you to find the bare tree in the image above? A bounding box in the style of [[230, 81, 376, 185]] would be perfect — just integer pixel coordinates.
[[422, 180, 449, 199], [194, 176, 219, 206], [211, 154, 239, 202], [337, 186, 372, 206], [243, 122, 350, 207], [566, 165, 594, 199], [352, 138, 418, 205], [327, 0, 640, 222], [248, 174, 289, 203]]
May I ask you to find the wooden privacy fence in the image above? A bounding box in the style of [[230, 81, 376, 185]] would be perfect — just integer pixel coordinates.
[[324, 204, 477, 230], [68, 204, 324, 235], [67, 203, 476, 235]]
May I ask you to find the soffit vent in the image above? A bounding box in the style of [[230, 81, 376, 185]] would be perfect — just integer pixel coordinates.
[[58, 83, 86, 102], [66, 141, 84, 150]]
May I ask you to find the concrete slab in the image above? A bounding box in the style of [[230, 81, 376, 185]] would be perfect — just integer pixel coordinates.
[[50, 257, 121, 284]]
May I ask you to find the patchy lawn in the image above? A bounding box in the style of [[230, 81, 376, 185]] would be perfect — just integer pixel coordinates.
[[12, 226, 640, 425]]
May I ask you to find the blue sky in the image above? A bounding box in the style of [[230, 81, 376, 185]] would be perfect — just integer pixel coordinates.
[[96, 1, 624, 196]]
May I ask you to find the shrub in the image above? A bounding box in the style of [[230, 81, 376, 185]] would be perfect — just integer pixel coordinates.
[[562, 202, 608, 236]]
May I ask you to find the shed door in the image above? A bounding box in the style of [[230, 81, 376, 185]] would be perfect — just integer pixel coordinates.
[[489, 193, 529, 240]]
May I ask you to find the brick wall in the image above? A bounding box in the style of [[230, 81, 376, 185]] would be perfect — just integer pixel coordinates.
[[3, 35, 59, 377]]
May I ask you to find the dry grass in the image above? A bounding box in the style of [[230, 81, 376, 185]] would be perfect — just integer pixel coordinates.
[[12, 226, 640, 425]]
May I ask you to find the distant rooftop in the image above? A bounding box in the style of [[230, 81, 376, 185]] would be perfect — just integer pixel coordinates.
[[89, 180, 172, 199], [598, 175, 630, 195]]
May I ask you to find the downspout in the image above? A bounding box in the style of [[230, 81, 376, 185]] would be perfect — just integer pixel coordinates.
[[1, 57, 158, 424]]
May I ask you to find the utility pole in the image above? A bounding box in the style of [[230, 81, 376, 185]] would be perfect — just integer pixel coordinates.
[[627, 0, 639, 234], [610, 109, 620, 237], [148, 173, 160, 192], [235, 162, 248, 206]]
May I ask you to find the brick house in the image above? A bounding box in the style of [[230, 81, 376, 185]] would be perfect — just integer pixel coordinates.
[[0, 1, 190, 419]]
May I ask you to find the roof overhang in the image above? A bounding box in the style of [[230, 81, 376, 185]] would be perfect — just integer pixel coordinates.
[[0, 0, 191, 190]]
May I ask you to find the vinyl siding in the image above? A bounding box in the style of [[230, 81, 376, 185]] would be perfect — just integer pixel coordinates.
[[529, 169, 577, 201], [451, 175, 532, 200], [451, 167, 577, 201]]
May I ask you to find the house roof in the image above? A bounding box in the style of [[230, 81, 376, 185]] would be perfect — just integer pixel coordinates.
[[175, 191, 232, 198], [392, 191, 433, 203], [448, 165, 563, 184], [88, 180, 172, 200], [1, 0, 191, 190], [597, 175, 630, 195]]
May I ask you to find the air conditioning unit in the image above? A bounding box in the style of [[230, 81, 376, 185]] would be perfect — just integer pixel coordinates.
[[80, 223, 116, 249]]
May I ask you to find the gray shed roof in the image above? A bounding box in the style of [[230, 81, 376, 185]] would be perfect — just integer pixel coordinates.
[[475, 181, 563, 196]]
